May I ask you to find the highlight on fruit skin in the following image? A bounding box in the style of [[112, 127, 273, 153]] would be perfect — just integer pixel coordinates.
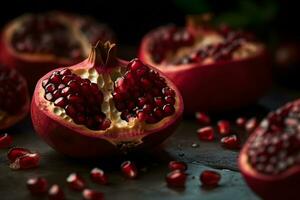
[[31, 41, 183, 157], [139, 14, 271, 113], [239, 99, 300, 200]]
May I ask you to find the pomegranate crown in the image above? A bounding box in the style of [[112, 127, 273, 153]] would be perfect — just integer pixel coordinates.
[[88, 41, 117, 68]]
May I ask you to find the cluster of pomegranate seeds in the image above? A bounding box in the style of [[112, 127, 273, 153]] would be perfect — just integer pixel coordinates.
[[26, 177, 48, 195], [48, 184, 65, 200], [168, 161, 188, 172], [113, 59, 176, 124], [165, 170, 187, 188], [66, 173, 86, 191], [200, 170, 221, 187], [247, 102, 300, 175], [42, 68, 111, 130], [82, 189, 104, 200], [149, 26, 194, 63], [0, 133, 13, 148], [90, 168, 109, 185], [217, 120, 231, 135], [7, 147, 40, 170], [12, 14, 83, 59], [195, 112, 211, 125], [176, 31, 248, 65], [120, 161, 138, 179], [0, 67, 27, 114], [197, 126, 215, 141]]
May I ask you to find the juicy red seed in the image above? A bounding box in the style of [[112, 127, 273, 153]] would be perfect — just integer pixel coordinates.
[[10, 153, 40, 170], [121, 161, 138, 179], [128, 58, 144, 71], [153, 107, 164, 119], [66, 173, 86, 191], [200, 170, 221, 187], [54, 97, 66, 107], [7, 147, 31, 162], [48, 184, 65, 200], [27, 177, 48, 195], [137, 111, 147, 121], [220, 135, 239, 149], [197, 127, 215, 141], [82, 189, 104, 200], [165, 96, 175, 104], [0, 133, 13, 149], [168, 161, 188, 171], [154, 97, 164, 107], [60, 69, 72, 76], [245, 118, 258, 133], [162, 87, 175, 96], [217, 120, 231, 135], [90, 168, 108, 185], [46, 84, 55, 92], [45, 93, 53, 101], [236, 117, 246, 127], [165, 170, 187, 187], [195, 112, 211, 125], [163, 104, 175, 116]]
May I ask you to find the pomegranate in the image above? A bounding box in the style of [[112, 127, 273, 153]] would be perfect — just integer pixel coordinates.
[[139, 15, 271, 113], [220, 134, 239, 150], [0, 133, 13, 148], [48, 184, 65, 200], [0, 66, 30, 129], [217, 120, 230, 135], [197, 126, 215, 141], [168, 161, 188, 171], [82, 189, 104, 200], [236, 117, 246, 127], [121, 161, 138, 179], [200, 170, 221, 187], [165, 170, 187, 187], [245, 117, 258, 133], [90, 168, 109, 185], [31, 41, 183, 157], [239, 99, 300, 200], [195, 112, 210, 125], [7, 147, 31, 161], [66, 173, 86, 191], [0, 11, 114, 90], [26, 177, 48, 195]]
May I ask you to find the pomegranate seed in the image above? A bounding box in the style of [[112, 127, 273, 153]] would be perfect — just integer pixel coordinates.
[[90, 168, 108, 185], [10, 153, 40, 170], [220, 135, 239, 149], [197, 126, 215, 141], [0, 133, 13, 148], [168, 161, 187, 171], [26, 177, 48, 195], [236, 117, 247, 127], [165, 170, 187, 187], [217, 120, 231, 135], [121, 161, 138, 179], [82, 189, 104, 200], [200, 170, 221, 187], [245, 118, 258, 133], [48, 184, 65, 200], [66, 173, 86, 191], [7, 147, 31, 162], [128, 58, 144, 71], [195, 112, 211, 125]]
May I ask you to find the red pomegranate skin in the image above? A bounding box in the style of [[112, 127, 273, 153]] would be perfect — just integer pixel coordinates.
[[139, 28, 272, 114], [31, 48, 183, 157]]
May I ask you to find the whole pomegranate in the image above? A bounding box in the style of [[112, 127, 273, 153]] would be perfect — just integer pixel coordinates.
[[239, 99, 300, 200], [0, 11, 114, 90], [139, 15, 271, 113], [31, 41, 183, 157], [0, 65, 30, 129]]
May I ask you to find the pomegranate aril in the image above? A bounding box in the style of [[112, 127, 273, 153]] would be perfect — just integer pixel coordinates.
[[128, 58, 144, 71], [163, 104, 175, 116], [67, 173, 86, 191], [246, 118, 258, 133], [60, 68, 71, 76], [168, 161, 187, 171], [10, 153, 40, 170], [195, 112, 211, 125], [200, 170, 221, 187], [221, 135, 239, 149], [54, 97, 66, 107], [166, 170, 187, 187], [82, 189, 104, 200], [0, 133, 13, 148], [7, 147, 31, 161], [90, 168, 108, 185], [218, 120, 231, 135], [48, 184, 65, 200], [27, 177, 48, 195], [197, 126, 215, 141], [121, 161, 138, 179], [236, 117, 246, 127]]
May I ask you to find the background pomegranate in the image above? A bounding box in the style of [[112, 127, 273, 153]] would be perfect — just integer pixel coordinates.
[[0, 11, 115, 90], [239, 99, 300, 200], [139, 16, 271, 114], [0, 64, 30, 130], [31, 41, 183, 157]]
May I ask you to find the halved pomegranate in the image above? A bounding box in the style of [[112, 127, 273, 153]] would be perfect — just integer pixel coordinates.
[[31, 41, 183, 157], [139, 15, 271, 113], [0, 11, 114, 89], [239, 99, 300, 200], [0, 65, 30, 129]]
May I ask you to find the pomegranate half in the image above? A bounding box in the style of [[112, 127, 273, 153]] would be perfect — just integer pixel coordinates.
[[31, 41, 183, 157], [139, 16, 271, 113], [0, 65, 30, 130], [0, 11, 114, 90], [239, 99, 300, 200]]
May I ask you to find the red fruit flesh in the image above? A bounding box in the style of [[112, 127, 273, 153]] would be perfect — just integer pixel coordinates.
[[0, 133, 13, 148], [0, 12, 114, 89], [197, 126, 214, 141], [27, 177, 48, 195], [90, 168, 109, 185], [83, 189, 104, 200], [195, 112, 210, 125], [48, 184, 65, 200], [217, 120, 230, 135], [165, 170, 187, 187], [239, 99, 300, 200], [168, 161, 188, 171], [121, 161, 138, 179], [200, 170, 221, 187], [31, 41, 183, 157], [0, 66, 30, 129], [139, 16, 271, 113], [220, 134, 239, 149], [67, 173, 86, 191], [9, 152, 40, 170]]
